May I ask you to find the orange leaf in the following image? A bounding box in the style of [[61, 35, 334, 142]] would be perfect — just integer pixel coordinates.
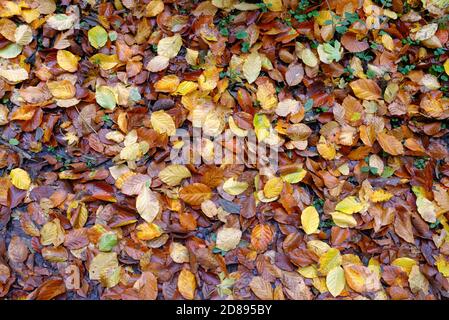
[[251, 224, 273, 252], [179, 183, 212, 206], [349, 79, 381, 100], [377, 132, 404, 156]]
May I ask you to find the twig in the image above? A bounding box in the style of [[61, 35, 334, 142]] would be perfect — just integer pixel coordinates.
[[0, 138, 37, 161], [75, 106, 98, 134]]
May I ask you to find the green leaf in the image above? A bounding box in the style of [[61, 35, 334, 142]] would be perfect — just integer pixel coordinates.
[[0, 43, 22, 59], [8, 138, 19, 146], [99, 232, 118, 252], [235, 30, 248, 40], [95, 86, 117, 110], [88, 25, 108, 49]]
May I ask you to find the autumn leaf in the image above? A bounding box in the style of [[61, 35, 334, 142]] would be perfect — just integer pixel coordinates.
[[177, 269, 196, 300], [349, 79, 381, 100], [242, 51, 261, 84], [10, 168, 31, 190], [301, 206, 320, 235], [376, 132, 404, 156], [179, 183, 212, 206], [251, 224, 273, 252], [249, 276, 273, 300], [88, 25, 108, 49], [158, 165, 191, 187], [326, 266, 345, 297], [157, 34, 183, 59], [136, 187, 160, 223], [216, 227, 242, 251], [222, 177, 248, 196]]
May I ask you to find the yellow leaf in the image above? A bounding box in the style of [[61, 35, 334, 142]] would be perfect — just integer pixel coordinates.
[[57, 50, 79, 72], [40, 219, 65, 247], [154, 74, 180, 93], [381, 33, 394, 51], [301, 47, 318, 67], [47, 80, 76, 99], [136, 187, 160, 223], [242, 51, 261, 84], [216, 227, 242, 251], [158, 164, 191, 187], [175, 81, 198, 96], [281, 168, 307, 184], [263, 177, 283, 198], [444, 59, 449, 76], [392, 257, 417, 274], [319, 248, 342, 275], [335, 196, 363, 214], [436, 255, 449, 277], [177, 269, 196, 300], [301, 206, 320, 235], [326, 266, 345, 297], [90, 53, 120, 70], [157, 34, 183, 59], [262, 0, 283, 11], [223, 177, 248, 196], [316, 10, 332, 26], [228, 116, 248, 137], [89, 252, 120, 288], [317, 136, 336, 160], [370, 189, 393, 203], [330, 211, 357, 228], [298, 265, 319, 279], [10, 168, 31, 190], [136, 222, 163, 240], [151, 110, 176, 136], [88, 25, 108, 49]]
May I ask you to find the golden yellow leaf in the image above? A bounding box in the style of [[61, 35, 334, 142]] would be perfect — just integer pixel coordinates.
[[136, 223, 163, 240], [262, 0, 283, 11], [154, 74, 180, 93], [335, 196, 363, 214], [10, 168, 31, 190], [177, 269, 196, 300], [436, 255, 449, 277], [57, 50, 79, 72], [263, 177, 283, 198], [370, 189, 393, 203], [392, 257, 417, 274], [47, 80, 76, 99], [301, 206, 320, 235], [175, 81, 198, 96], [89, 252, 120, 288], [326, 266, 345, 297], [330, 211, 357, 228], [90, 53, 120, 70], [317, 136, 336, 160], [158, 164, 191, 187]]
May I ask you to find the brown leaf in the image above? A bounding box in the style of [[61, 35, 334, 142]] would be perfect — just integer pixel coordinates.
[[179, 183, 212, 206], [377, 132, 404, 156]]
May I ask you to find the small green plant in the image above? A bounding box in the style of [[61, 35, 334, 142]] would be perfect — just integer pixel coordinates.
[[414, 157, 428, 170]]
